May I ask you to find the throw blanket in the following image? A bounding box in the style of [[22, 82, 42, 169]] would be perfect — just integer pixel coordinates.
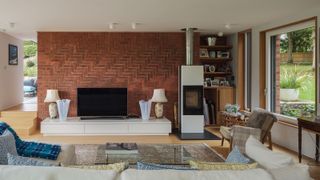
[[0, 122, 61, 160]]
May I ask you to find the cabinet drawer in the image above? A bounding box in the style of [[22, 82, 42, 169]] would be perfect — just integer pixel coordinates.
[[129, 123, 171, 134], [41, 124, 84, 134], [85, 124, 128, 134]]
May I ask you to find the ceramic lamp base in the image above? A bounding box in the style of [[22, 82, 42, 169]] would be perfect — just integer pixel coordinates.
[[155, 103, 164, 118], [49, 103, 58, 119]]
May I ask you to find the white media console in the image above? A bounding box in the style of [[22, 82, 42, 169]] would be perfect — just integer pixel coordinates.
[[41, 117, 172, 136]]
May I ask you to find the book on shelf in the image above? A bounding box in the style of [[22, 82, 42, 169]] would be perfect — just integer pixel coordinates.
[[105, 143, 138, 154]]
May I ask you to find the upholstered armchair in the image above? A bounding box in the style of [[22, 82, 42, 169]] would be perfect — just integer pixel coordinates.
[[220, 108, 277, 153]]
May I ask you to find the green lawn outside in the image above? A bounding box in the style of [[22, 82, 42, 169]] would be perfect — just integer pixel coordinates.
[[280, 64, 315, 102]]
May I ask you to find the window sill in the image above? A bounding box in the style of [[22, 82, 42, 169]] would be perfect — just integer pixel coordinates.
[[272, 113, 298, 128]]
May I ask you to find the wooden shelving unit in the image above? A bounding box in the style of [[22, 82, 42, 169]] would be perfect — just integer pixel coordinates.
[[200, 45, 233, 50], [204, 72, 232, 76], [200, 35, 235, 126], [200, 57, 232, 63]]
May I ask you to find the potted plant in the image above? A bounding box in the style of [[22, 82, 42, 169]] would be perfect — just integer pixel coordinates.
[[280, 67, 308, 101]]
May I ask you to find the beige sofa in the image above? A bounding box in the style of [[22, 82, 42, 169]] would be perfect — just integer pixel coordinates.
[[0, 164, 311, 180]]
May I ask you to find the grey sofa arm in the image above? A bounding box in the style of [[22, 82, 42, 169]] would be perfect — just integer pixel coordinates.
[[231, 125, 261, 153]]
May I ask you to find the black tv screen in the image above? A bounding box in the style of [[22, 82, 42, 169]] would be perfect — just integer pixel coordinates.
[[77, 88, 127, 118]]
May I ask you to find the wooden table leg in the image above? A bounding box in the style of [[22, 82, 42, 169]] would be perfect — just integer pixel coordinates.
[[298, 125, 302, 163], [316, 134, 319, 162]]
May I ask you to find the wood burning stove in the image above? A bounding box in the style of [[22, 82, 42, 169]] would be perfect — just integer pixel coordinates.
[[179, 65, 204, 134]]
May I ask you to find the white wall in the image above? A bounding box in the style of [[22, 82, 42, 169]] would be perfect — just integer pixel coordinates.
[[0, 32, 24, 111], [249, 6, 320, 158]]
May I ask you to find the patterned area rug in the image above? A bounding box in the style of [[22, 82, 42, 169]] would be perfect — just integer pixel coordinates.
[[74, 143, 225, 165]]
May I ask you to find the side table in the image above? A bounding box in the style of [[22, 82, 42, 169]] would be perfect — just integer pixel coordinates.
[[298, 117, 320, 163], [220, 111, 247, 127]]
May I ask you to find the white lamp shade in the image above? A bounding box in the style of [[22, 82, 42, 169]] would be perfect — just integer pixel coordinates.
[[151, 89, 168, 103], [44, 89, 60, 103]]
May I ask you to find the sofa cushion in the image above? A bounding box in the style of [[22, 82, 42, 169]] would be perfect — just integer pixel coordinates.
[[137, 161, 194, 170], [120, 168, 274, 180], [67, 162, 128, 173], [30, 144, 76, 166], [226, 146, 250, 164], [0, 130, 18, 164], [0, 165, 118, 180], [267, 164, 312, 180], [189, 160, 257, 170], [7, 153, 59, 166], [245, 135, 294, 169]]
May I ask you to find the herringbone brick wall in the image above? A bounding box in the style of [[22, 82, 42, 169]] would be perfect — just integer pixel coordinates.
[[37, 32, 199, 123]]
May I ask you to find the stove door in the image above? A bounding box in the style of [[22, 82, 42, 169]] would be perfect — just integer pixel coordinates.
[[183, 85, 203, 115]]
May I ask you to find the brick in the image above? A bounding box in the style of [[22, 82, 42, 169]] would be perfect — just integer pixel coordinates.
[[38, 32, 200, 123]]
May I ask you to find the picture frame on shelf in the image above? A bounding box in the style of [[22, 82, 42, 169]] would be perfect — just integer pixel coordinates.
[[211, 79, 220, 86], [200, 48, 209, 58], [216, 51, 222, 58], [220, 52, 230, 58], [209, 51, 216, 58]]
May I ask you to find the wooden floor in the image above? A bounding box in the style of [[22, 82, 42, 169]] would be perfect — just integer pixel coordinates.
[[24, 126, 320, 179]]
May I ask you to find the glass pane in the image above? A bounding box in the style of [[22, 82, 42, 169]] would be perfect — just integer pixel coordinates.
[[273, 27, 316, 118]]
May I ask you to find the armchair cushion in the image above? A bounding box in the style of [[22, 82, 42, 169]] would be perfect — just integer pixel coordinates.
[[246, 109, 277, 141], [220, 126, 232, 140], [231, 126, 261, 153]]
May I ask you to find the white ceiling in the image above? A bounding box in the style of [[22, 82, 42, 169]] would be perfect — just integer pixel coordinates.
[[0, 0, 320, 40]]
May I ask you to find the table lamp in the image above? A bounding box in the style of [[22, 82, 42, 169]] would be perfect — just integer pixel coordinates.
[[151, 89, 168, 118], [44, 89, 60, 118]]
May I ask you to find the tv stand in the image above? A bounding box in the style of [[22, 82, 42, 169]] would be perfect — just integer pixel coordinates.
[[41, 117, 171, 136]]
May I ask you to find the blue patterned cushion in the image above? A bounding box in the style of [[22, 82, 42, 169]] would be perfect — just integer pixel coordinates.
[[137, 161, 194, 170], [0, 122, 61, 160], [226, 146, 250, 164], [0, 130, 18, 164], [7, 153, 59, 166]]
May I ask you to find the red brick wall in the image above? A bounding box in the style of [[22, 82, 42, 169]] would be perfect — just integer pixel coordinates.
[[37, 32, 199, 123]]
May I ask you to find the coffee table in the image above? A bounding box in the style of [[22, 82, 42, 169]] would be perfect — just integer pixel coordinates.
[[94, 143, 225, 165]]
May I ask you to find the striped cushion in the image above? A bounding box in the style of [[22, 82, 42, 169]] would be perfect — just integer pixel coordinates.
[[137, 162, 194, 170]]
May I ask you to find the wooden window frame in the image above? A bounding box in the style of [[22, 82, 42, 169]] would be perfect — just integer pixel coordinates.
[[259, 17, 318, 111]]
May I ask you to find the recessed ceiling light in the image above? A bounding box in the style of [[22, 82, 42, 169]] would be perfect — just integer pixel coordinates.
[[225, 24, 231, 29], [108, 23, 117, 30], [131, 22, 137, 29]]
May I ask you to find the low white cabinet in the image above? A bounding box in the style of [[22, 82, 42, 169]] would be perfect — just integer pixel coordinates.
[[41, 117, 172, 136]]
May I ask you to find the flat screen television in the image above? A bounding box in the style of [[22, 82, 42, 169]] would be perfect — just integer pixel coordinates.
[[77, 88, 127, 119]]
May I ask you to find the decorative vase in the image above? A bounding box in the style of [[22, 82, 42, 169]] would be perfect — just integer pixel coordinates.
[[56, 99, 71, 121], [207, 37, 217, 46], [139, 100, 152, 120]]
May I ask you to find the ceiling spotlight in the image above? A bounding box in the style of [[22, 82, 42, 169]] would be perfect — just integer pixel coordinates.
[[109, 23, 116, 30], [217, 32, 224, 37], [225, 24, 231, 29], [131, 23, 137, 30], [9, 22, 15, 28]]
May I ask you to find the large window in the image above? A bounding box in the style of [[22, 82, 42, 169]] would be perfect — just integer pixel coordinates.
[[266, 22, 316, 118]]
